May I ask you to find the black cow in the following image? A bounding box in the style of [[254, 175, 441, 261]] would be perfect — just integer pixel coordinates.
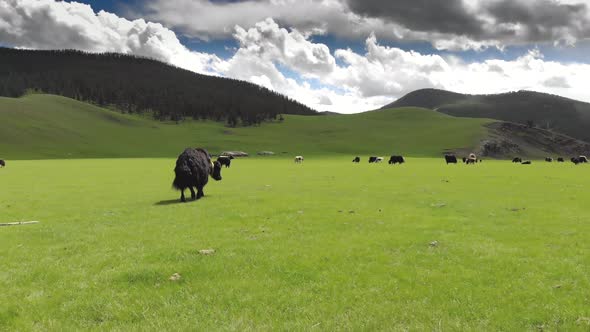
[[0, 159, 4, 168], [388, 155, 405, 164], [512, 157, 522, 163], [444, 155, 458, 164], [368, 156, 378, 163], [521, 161, 532, 165], [352, 156, 360, 163], [173, 148, 222, 202], [217, 155, 232, 168], [466, 158, 477, 165], [572, 157, 581, 165], [462, 157, 467, 163], [545, 157, 553, 162], [557, 157, 565, 162]]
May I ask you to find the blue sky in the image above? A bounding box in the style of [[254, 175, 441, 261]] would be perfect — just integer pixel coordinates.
[[1, 0, 590, 113]]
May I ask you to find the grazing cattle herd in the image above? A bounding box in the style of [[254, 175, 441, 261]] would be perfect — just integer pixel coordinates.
[[2, 148, 588, 204]]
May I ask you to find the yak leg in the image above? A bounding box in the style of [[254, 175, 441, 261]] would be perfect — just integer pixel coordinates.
[[180, 189, 186, 202], [189, 187, 196, 200], [197, 186, 205, 199]]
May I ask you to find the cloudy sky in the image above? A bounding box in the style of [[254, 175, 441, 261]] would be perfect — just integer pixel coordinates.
[[1, 0, 590, 113]]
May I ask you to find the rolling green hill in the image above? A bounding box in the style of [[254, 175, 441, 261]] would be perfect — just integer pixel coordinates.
[[3, 94, 588, 160], [383, 89, 590, 142], [0, 94, 491, 159]]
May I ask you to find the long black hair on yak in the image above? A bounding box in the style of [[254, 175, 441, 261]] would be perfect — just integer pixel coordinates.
[[173, 148, 222, 202]]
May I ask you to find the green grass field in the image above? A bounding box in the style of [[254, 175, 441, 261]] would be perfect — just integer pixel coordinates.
[[0, 94, 491, 159], [2, 158, 590, 330]]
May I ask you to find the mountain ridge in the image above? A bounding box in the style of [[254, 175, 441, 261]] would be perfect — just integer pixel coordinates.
[[382, 88, 590, 142]]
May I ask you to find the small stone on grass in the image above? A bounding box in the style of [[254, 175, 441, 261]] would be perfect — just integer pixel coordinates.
[[198, 249, 215, 255], [169, 273, 181, 281]]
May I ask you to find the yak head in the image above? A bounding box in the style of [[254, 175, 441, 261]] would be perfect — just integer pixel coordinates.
[[211, 160, 222, 181]]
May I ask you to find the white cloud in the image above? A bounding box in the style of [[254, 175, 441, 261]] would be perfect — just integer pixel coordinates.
[[140, 0, 590, 51], [233, 18, 336, 76]]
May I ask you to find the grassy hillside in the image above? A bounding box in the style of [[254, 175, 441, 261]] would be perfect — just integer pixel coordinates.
[[0, 94, 491, 159], [383, 89, 590, 142]]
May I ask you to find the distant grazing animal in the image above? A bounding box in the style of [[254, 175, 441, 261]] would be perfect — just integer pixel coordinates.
[[375, 157, 384, 163], [557, 157, 565, 162], [512, 157, 522, 163], [545, 157, 553, 162], [217, 155, 232, 168], [352, 157, 360, 163], [579, 156, 588, 163], [521, 161, 532, 165], [444, 155, 458, 164], [571, 157, 580, 165], [388, 155, 405, 164], [368, 156, 378, 163], [0, 160, 4, 167], [466, 153, 477, 165], [294, 156, 304, 163], [462, 157, 467, 163], [173, 148, 222, 202]]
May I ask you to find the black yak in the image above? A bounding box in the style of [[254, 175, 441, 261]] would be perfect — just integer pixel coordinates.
[[557, 157, 565, 162], [368, 156, 378, 163], [0, 159, 4, 167], [572, 157, 581, 165], [217, 155, 232, 168], [388, 155, 405, 164], [462, 157, 467, 163], [173, 148, 222, 202], [444, 155, 457, 164], [512, 157, 522, 163], [545, 157, 553, 162], [352, 156, 360, 163]]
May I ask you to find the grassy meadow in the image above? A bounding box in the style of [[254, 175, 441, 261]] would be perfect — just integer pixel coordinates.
[[2, 158, 590, 330]]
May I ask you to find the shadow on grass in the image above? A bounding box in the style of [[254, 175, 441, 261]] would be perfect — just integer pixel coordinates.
[[154, 199, 186, 206], [154, 196, 213, 206]]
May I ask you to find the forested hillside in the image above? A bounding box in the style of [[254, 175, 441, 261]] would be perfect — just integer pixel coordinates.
[[0, 48, 316, 125]]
